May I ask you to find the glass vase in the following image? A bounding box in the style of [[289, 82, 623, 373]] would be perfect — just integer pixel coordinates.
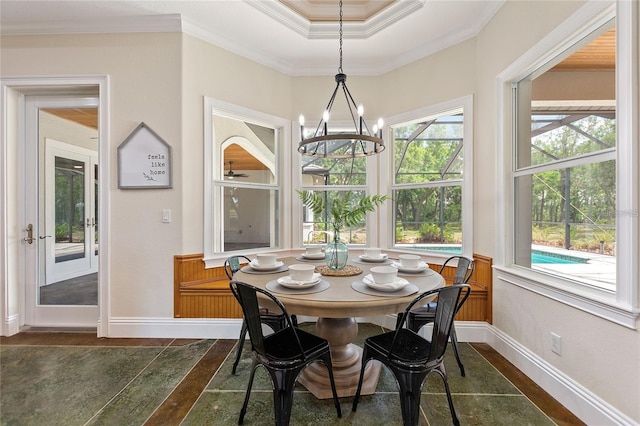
[[325, 230, 348, 270]]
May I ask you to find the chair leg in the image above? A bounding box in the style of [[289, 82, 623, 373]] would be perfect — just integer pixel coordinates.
[[393, 368, 428, 426], [395, 313, 403, 329], [268, 368, 301, 426], [321, 352, 342, 418], [434, 363, 460, 426], [450, 324, 465, 377], [239, 362, 259, 425], [351, 347, 370, 412], [232, 319, 248, 375]]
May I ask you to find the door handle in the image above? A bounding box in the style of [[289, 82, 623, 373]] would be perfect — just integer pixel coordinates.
[[24, 224, 34, 244], [39, 235, 52, 239]]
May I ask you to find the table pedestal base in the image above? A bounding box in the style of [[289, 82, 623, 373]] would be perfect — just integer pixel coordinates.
[[298, 317, 381, 399]]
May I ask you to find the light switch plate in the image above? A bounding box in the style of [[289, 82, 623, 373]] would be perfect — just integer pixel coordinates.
[[162, 209, 171, 223]]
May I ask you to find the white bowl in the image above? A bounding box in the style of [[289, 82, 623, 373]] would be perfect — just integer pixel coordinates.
[[364, 247, 382, 259], [256, 253, 277, 266], [370, 266, 398, 284], [398, 254, 421, 269], [288, 264, 316, 281], [305, 246, 323, 256]]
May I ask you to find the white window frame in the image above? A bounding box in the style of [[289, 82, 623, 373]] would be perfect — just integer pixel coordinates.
[[294, 120, 381, 248], [384, 96, 474, 258], [203, 97, 291, 267], [495, 0, 639, 328]]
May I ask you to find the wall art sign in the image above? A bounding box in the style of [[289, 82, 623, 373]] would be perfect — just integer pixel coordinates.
[[118, 122, 172, 189]]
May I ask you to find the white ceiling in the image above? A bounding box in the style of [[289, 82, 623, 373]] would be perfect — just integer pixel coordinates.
[[0, 0, 504, 76]]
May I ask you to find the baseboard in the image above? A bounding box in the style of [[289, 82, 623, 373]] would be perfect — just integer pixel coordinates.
[[108, 317, 243, 339], [105, 316, 634, 425], [485, 325, 636, 426], [1, 313, 20, 336]]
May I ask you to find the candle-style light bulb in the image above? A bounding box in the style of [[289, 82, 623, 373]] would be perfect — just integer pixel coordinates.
[[373, 124, 378, 135], [323, 110, 329, 135], [377, 118, 384, 138], [358, 104, 364, 134], [299, 114, 305, 139]]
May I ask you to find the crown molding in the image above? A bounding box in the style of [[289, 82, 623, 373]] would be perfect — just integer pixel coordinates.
[[247, 0, 425, 39], [1, 14, 183, 35]]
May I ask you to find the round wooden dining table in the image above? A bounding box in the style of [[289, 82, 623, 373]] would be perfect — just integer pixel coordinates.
[[234, 254, 445, 399]]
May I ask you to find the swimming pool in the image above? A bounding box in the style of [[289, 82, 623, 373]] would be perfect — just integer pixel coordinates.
[[405, 245, 587, 264], [531, 250, 587, 264]]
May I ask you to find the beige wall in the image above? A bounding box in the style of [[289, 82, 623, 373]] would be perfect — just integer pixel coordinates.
[[180, 35, 292, 252], [476, 1, 639, 422], [2, 33, 183, 317]]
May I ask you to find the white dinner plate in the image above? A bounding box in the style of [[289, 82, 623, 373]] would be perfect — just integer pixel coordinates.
[[358, 254, 388, 263], [302, 253, 325, 260], [249, 260, 284, 271], [390, 261, 429, 273], [362, 274, 409, 292], [277, 273, 322, 289]]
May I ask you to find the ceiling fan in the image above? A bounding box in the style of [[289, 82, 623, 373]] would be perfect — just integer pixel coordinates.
[[225, 161, 248, 179]]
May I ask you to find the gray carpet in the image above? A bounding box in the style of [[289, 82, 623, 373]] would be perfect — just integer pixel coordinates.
[[39, 273, 98, 305]]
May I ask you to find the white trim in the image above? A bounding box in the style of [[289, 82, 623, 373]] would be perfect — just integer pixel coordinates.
[[108, 317, 244, 339], [385, 95, 474, 259], [0, 75, 110, 337], [203, 97, 291, 268], [1, 14, 184, 36], [1, 314, 20, 336], [495, 267, 638, 329]]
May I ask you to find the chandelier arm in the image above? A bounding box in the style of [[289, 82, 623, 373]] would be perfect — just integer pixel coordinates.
[[342, 82, 375, 135], [313, 81, 342, 138], [340, 83, 360, 132]]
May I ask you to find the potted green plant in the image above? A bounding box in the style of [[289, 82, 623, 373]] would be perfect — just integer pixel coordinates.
[[297, 190, 389, 270]]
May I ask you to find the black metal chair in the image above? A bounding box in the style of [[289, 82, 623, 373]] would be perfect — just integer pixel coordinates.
[[229, 280, 342, 426], [353, 284, 471, 426], [397, 255, 474, 376], [224, 255, 297, 375]]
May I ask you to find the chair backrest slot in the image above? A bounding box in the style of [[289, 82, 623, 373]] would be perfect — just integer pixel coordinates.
[[439, 256, 475, 284], [393, 284, 471, 362], [224, 255, 252, 279]]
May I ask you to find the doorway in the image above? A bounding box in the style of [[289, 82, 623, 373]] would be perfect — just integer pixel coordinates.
[[24, 94, 100, 327]]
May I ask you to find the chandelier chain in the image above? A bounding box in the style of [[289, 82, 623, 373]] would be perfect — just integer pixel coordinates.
[[338, 0, 343, 74], [297, 0, 385, 158]]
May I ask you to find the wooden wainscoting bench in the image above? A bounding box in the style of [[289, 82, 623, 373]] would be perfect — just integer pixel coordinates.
[[174, 253, 492, 323]]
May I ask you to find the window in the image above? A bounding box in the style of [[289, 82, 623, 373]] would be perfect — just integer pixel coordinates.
[[499, 1, 639, 326], [388, 97, 473, 256], [204, 98, 288, 266], [512, 23, 617, 291], [299, 126, 371, 245]]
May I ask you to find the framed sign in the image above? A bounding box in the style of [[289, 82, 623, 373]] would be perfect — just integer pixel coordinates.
[[118, 122, 172, 189]]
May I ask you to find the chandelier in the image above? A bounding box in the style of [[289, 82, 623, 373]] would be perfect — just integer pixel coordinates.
[[297, 0, 385, 159]]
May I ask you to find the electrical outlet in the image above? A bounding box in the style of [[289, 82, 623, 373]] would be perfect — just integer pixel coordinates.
[[551, 332, 562, 355]]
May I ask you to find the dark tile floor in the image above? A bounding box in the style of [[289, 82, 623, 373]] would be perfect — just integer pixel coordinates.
[[0, 323, 584, 426]]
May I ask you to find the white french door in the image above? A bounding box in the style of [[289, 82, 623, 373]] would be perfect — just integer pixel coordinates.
[[24, 95, 100, 327], [45, 139, 98, 284]]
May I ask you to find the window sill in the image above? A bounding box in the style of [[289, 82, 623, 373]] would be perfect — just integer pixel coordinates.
[[493, 265, 639, 329]]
